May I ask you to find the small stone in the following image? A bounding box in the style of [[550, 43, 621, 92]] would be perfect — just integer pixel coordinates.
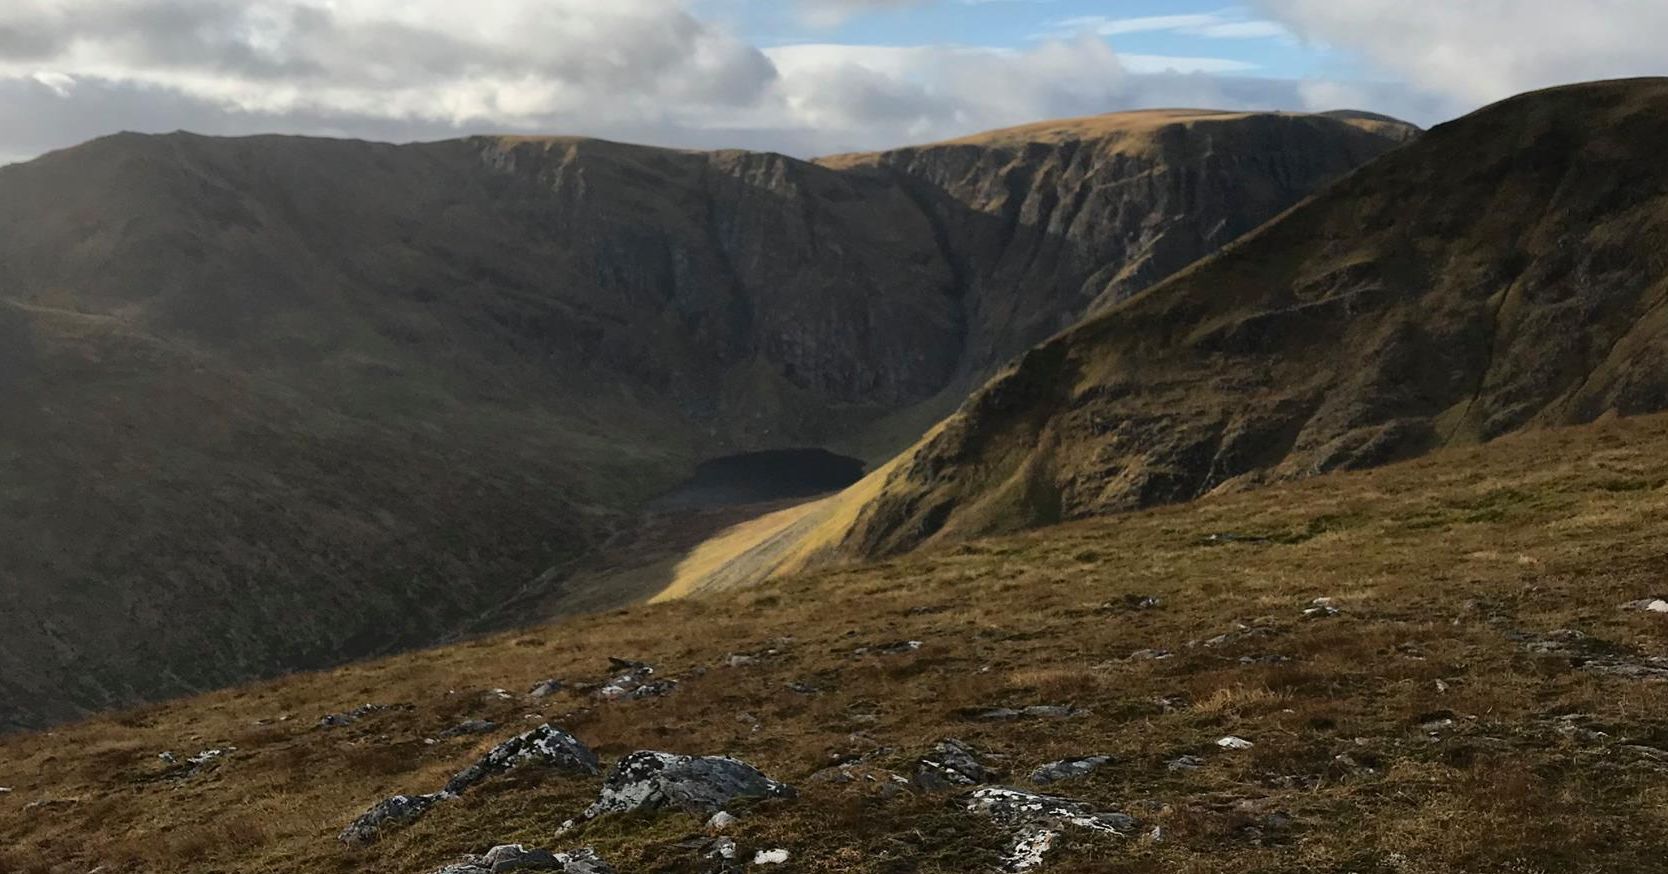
[[1217, 736, 1255, 751], [528, 679, 565, 698], [1127, 649, 1173, 661], [706, 810, 737, 831], [753, 849, 790, 864], [1166, 755, 1206, 772], [855, 640, 923, 656], [1030, 756, 1112, 785]]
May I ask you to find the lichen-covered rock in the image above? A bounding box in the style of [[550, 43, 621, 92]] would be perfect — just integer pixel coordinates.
[[581, 751, 795, 820], [428, 844, 615, 874], [1029, 756, 1112, 785], [913, 739, 1001, 791], [444, 724, 600, 795], [339, 792, 448, 846], [965, 787, 1138, 871]]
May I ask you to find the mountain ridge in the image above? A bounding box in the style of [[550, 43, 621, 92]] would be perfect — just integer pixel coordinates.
[[0, 106, 1411, 729], [830, 77, 1668, 558]]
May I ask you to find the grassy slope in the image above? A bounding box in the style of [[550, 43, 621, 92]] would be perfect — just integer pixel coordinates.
[[4, 414, 1668, 873]]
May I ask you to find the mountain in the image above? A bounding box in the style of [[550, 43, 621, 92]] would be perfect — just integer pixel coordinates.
[[0, 110, 1411, 729], [813, 78, 1668, 559], [4, 411, 1666, 873]]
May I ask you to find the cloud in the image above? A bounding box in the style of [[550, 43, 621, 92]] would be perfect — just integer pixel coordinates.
[[1257, 0, 1668, 106], [793, 0, 931, 27], [1041, 12, 1292, 41], [0, 0, 1459, 165]]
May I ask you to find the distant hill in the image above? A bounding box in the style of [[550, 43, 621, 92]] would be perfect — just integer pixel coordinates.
[[0, 109, 1409, 729]]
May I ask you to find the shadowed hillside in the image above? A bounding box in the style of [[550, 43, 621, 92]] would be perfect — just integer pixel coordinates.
[[0, 110, 1410, 729]]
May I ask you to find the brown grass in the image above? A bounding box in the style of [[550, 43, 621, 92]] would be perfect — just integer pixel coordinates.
[[3, 415, 1668, 872]]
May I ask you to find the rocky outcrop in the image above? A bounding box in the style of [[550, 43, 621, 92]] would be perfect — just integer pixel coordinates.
[[428, 844, 615, 874], [341, 725, 598, 845], [578, 752, 795, 822], [444, 724, 601, 795], [340, 793, 448, 846], [965, 787, 1139, 872]]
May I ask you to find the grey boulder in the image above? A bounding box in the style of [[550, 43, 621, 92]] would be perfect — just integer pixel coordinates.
[[339, 792, 448, 846], [913, 739, 1001, 791], [581, 751, 795, 820]]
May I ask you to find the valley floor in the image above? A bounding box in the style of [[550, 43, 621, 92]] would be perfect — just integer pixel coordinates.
[[4, 415, 1668, 873]]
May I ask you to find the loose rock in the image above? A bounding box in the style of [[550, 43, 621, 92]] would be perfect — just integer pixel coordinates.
[[596, 658, 676, 700], [753, 848, 790, 865], [1217, 736, 1255, 751], [580, 751, 795, 821]]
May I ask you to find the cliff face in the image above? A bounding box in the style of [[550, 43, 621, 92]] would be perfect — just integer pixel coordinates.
[[0, 110, 1410, 728], [838, 80, 1668, 559], [825, 110, 1415, 378]]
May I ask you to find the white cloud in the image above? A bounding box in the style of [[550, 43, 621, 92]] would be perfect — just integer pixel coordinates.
[[1257, 0, 1668, 105]]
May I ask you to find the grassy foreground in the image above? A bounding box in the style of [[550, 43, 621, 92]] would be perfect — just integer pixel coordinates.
[[4, 415, 1668, 873]]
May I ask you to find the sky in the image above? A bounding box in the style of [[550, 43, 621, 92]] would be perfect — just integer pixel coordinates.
[[0, 0, 1665, 165]]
